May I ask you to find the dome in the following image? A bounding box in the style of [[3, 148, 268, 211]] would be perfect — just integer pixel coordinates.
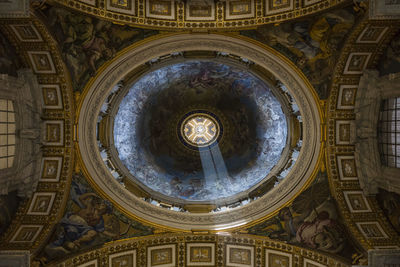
[[2, 3, 400, 265], [112, 61, 288, 203], [78, 34, 321, 230]]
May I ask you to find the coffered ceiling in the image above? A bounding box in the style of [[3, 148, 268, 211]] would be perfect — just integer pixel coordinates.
[[0, 1, 399, 266]]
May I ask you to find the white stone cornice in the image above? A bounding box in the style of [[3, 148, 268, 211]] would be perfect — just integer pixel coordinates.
[[78, 34, 322, 230]]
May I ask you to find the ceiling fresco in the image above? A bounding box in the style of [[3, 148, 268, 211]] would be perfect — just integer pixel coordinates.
[[38, 172, 155, 264], [243, 171, 357, 260], [39, 5, 158, 92], [240, 5, 358, 99], [77, 33, 322, 231], [113, 61, 288, 201], [0, 1, 399, 267]]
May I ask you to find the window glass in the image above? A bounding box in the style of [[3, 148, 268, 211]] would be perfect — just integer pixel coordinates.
[[0, 99, 7, 110], [0, 99, 16, 169], [379, 97, 400, 168]]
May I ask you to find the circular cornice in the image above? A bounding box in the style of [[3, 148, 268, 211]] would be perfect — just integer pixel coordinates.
[[77, 34, 322, 231]]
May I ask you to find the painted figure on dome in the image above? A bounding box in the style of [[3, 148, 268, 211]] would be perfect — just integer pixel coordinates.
[[115, 61, 287, 202], [41, 174, 154, 262], [55, 192, 116, 251], [43, 180, 118, 258], [44, 5, 158, 91], [296, 211, 345, 254], [241, 6, 357, 99], [245, 172, 355, 259]]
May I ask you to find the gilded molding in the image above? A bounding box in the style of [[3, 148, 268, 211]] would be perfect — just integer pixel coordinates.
[[76, 33, 323, 231], [51, 233, 350, 267], [47, 0, 352, 31], [0, 16, 75, 255], [326, 16, 400, 251]]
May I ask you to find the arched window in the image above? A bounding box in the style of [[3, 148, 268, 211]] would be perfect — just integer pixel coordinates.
[[379, 97, 400, 168], [0, 99, 15, 169]]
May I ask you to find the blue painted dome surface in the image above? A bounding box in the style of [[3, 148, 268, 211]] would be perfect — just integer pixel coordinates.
[[114, 61, 287, 201]]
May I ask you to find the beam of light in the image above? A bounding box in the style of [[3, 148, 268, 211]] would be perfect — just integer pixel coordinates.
[[199, 146, 218, 187], [199, 144, 229, 188]]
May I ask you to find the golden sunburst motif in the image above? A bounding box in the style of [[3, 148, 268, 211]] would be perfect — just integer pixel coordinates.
[[179, 112, 221, 149], [184, 116, 217, 146]]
